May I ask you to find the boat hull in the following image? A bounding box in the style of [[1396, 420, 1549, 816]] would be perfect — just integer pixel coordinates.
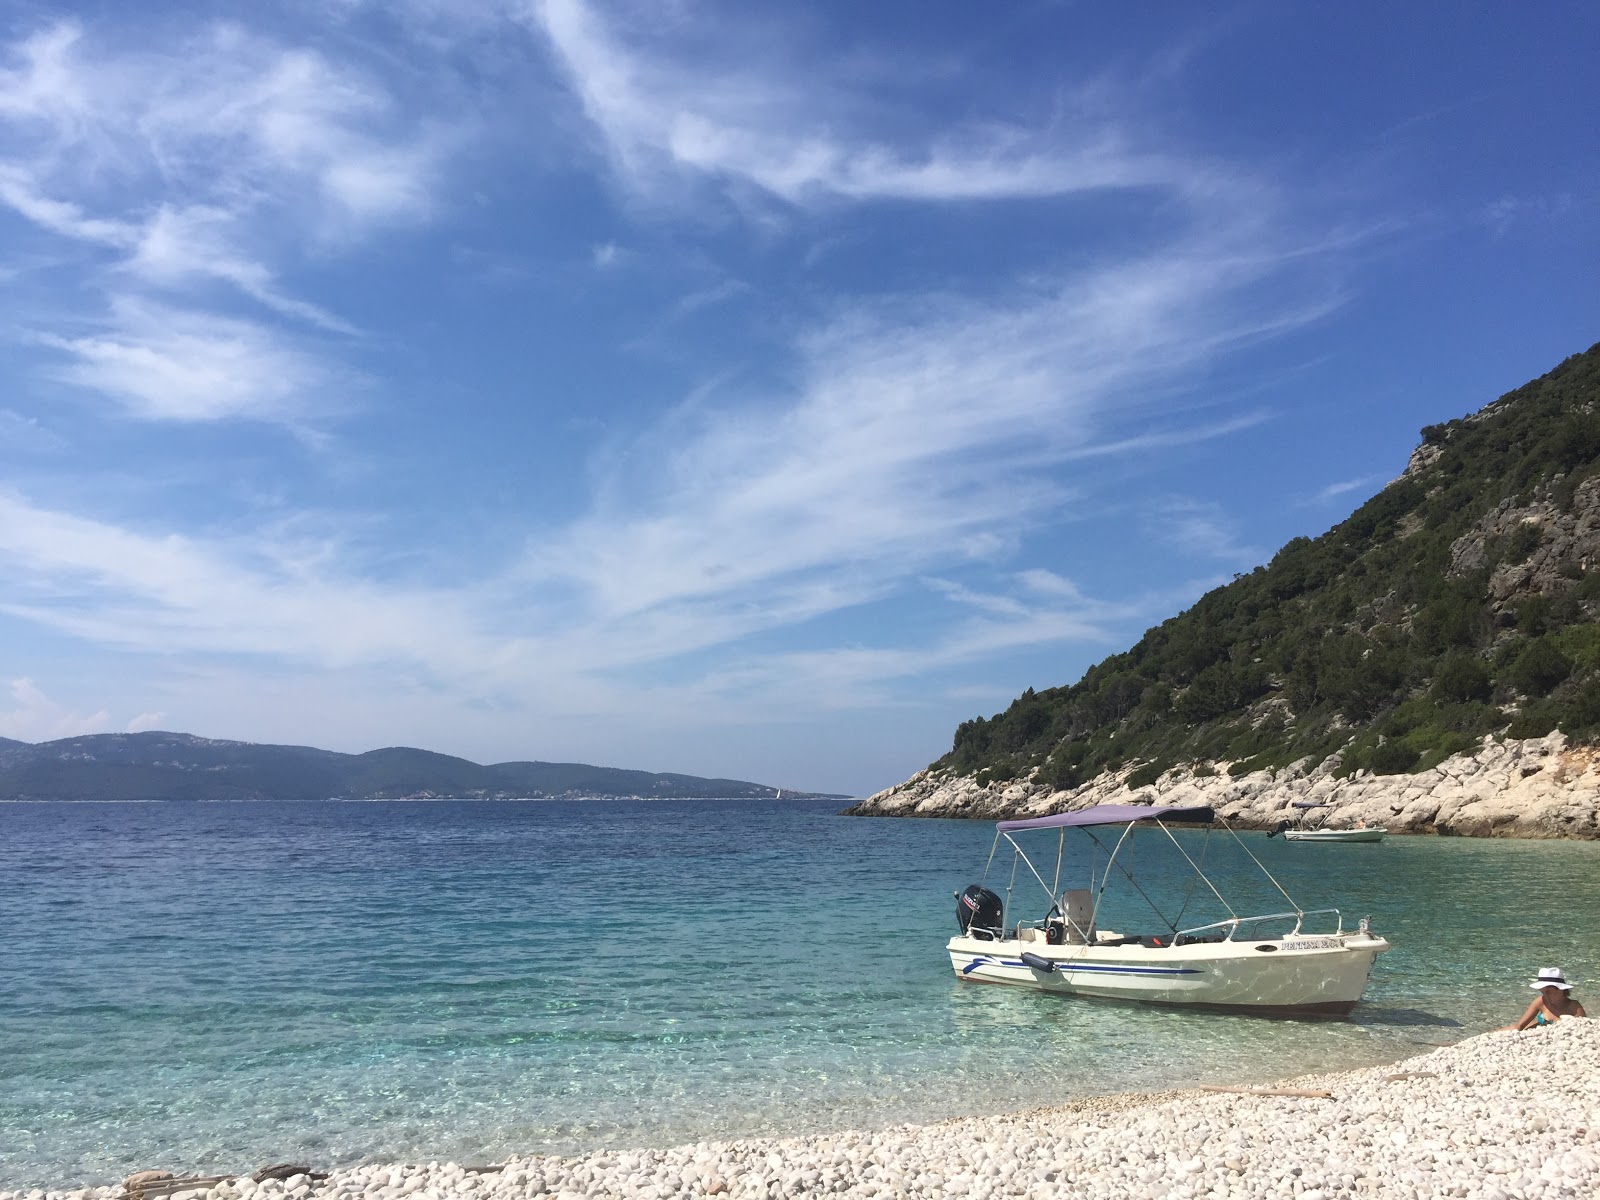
[[1283, 828, 1387, 843], [947, 932, 1390, 1015]]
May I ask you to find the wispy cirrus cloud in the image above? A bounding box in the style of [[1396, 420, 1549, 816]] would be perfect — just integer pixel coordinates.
[[0, 490, 496, 675], [685, 604, 1116, 714], [0, 18, 452, 423], [531, 0, 1213, 208], [522, 240, 1329, 640], [0, 3, 1374, 789], [124, 205, 359, 333], [36, 296, 345, 424], [1303, 475, 1380, 505], [0, 163, 137, 245], [0, 20, 445, 240], [1145, 496, 1260, 564], [0, 220, 1298, 717], [513, 2, 1331, 686], [0, 6, 1326, 639], [0, 407, 63, 451]]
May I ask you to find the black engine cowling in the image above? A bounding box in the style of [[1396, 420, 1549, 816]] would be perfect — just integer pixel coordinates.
[[956, 884, 1004, 939]]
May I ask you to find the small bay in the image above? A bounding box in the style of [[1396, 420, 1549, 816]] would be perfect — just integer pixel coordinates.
[[2, 797, 1596, 1188]]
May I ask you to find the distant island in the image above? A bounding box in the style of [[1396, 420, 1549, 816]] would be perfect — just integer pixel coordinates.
[[0, 732, 847, 803]]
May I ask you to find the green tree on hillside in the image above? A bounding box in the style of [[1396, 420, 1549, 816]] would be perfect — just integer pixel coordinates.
[[932, 342, 1600, 787]]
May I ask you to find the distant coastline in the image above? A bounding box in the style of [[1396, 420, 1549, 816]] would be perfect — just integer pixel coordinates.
[[0, 730, 846, 804]]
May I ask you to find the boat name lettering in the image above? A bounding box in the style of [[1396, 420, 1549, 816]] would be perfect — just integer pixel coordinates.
[[1281, 937, 1344, 951]]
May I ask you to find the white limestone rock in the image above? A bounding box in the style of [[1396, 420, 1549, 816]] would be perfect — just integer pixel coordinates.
[[848, 732, 1600, 839]]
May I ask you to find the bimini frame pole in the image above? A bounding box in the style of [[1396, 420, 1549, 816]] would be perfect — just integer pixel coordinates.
[[1153, 819, 1237, 921], [998, 832, 1063, 911], [1088, 818, 1231, 935], [1088, 821, 1145, 935], [1051, 826, 1065, 903]]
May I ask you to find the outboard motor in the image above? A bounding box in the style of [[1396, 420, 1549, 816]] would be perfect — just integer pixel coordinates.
[[955, 884, 1004, 940]]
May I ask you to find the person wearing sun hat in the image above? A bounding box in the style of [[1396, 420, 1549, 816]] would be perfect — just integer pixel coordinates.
[[1504, 968, 1586, 1030]]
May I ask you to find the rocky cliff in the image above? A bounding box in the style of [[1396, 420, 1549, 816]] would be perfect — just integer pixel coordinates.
[[850, 724, 1600, 839], [854, 344, 1600, 837]]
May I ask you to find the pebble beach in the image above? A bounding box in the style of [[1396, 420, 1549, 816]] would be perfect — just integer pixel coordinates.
[[10, 1020, 1595, 1200]]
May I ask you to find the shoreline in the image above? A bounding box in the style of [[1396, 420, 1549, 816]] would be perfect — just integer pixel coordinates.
[[847, 731, 1600, 840], [9, 1023, 1595, 1200]]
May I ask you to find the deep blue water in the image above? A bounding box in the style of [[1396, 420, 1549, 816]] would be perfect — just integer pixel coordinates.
[[3, 798, 1597, 1188]]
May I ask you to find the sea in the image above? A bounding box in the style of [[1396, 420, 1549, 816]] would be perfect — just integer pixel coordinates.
[[4, 797, 1598, 1189]]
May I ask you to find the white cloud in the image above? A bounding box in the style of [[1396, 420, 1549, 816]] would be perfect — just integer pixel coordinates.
[[123, 204, 358, 332], [131, 25, 444, 235], [523, 241, 1319, 640], [670, 277, 749, 318], [39, 296, 341, 423], [1145, 496, 1259, 564], [1482, 193, 1575, 237], [1305, 475, 1378, 505], [531, 0, 1209, 208], [0, 18, 451, 425], [680, 600, 1116, 716], [0, 492, 496, 677], [0, 221, 1334, 778], [0, 677, 111, 742], [0, 21, 443, 244], [925, 577, 1031, 620], [1017, 570, 1090, 603], [0, 23, 99, 128], [0, 164, 136, 245], [0, 408, 64, 450], [0, 4, 1361, 784]]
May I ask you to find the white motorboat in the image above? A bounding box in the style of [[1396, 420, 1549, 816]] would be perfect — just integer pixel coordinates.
[[1275, 801, 1387, 843], [947, 803, 1391, 1016]]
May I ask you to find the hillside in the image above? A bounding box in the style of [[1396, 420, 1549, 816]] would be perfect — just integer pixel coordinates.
[[0, 732, 840, 802], [850, 341, 1600, 833]]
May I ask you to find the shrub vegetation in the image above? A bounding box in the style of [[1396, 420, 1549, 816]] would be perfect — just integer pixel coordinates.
[[936, 342, 1600, 785]]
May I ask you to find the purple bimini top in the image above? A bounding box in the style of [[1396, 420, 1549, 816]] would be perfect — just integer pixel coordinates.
[[996, 803, 1214, 832]]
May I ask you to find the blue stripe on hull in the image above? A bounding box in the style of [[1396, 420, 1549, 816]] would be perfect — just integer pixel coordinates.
[[961, 956, 1200, 977]]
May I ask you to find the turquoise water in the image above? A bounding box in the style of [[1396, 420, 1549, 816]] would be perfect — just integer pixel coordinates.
[[3, 798, 1598, 1188]]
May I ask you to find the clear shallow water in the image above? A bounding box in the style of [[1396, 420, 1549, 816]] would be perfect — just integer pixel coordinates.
[[3, 798, 1598, 1188]]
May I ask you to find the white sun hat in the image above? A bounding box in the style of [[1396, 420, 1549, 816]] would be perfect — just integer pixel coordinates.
[[1530, 967, 1574, 991]]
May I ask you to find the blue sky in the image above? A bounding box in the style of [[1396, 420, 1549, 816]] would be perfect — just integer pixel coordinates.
[[0, 2, 1595, 796]]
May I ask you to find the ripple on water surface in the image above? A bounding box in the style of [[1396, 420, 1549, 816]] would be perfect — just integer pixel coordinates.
[[2, 798, 1597, 1187]]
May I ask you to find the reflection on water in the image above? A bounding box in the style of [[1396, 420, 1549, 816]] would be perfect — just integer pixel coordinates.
[[1, 798, 1596, 1188]]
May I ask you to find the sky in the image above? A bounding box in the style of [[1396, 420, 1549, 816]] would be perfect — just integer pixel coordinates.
[[0, 2, 1596, 796]]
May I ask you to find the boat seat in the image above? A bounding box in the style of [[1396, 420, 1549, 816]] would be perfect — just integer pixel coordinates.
[[1053, 889, 1094, 945]]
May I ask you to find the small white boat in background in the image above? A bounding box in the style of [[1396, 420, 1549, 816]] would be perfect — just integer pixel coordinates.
[[947, 804, 1391, 1016], [1275, 801, 1388, 843]]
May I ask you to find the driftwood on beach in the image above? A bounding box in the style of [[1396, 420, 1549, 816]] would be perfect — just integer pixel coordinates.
[[1195, 1085, 1336, 1099], [123, 1176, 233, 1200]]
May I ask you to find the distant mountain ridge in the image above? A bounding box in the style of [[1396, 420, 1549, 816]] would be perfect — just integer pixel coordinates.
[[0, 732, 843, 802]]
